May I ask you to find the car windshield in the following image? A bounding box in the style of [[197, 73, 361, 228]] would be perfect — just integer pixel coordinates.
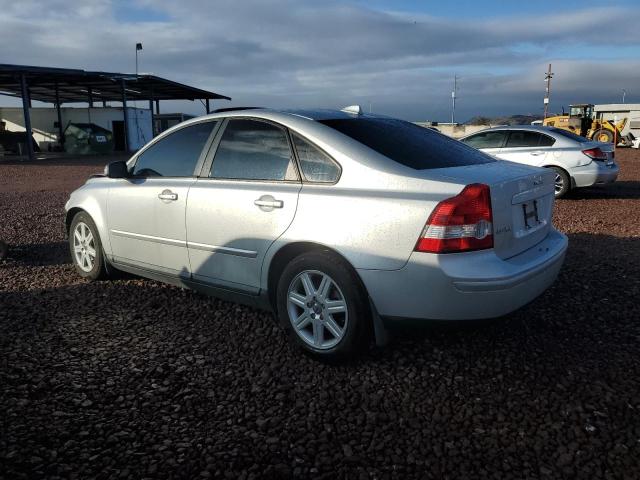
[[319, 117, 495, 170], [547, 127, 589, 143]]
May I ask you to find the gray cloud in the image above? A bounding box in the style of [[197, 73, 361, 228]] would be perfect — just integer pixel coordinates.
[[0, 0, 638, 120]]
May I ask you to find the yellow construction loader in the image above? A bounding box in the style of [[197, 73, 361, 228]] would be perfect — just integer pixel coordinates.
[[543, 104, 633, 145]]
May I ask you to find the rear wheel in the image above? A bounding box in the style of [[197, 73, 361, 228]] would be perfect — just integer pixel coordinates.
[[69, 212, 109, 280], [276, 251, 370, 360], [592, 129, 614, 143], [550, 167, 570, 198]]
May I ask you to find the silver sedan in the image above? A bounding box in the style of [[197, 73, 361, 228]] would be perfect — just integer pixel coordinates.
[[65, 108, 568, 360], [460, 125, 619, 197]]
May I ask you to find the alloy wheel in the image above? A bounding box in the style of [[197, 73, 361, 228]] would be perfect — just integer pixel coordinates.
[[73, 221, 97, 273], [287, 270, 349, 350], [554, 172, 564, 195]]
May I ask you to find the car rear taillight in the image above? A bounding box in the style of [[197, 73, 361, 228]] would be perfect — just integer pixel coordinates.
[[582, 147, 607, 160], [415, 183, 493, 254]]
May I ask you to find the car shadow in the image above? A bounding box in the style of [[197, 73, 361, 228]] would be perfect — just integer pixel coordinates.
[[1, 241, 70, 266], [562, 180, 640, 200], [3, 232, 639, 372]]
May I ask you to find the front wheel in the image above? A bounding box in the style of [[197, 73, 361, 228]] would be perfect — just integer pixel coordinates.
[[276, 251, 370, 360], [69, 212, 109, 280]]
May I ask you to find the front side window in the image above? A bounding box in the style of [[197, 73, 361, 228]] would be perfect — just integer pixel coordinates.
[[461, 131, 507, 149], [132, 121, 216, 177], [210, 119, 298, 181], [292, 133, 340, 183]]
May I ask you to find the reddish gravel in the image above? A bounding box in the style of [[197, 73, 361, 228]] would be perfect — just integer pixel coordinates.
[[1, 150, 640, 479]]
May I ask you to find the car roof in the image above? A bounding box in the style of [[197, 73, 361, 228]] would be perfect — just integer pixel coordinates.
[[459, 124, 570, 139], [477, 125, 555, 132], [199, 106, 386, 122]]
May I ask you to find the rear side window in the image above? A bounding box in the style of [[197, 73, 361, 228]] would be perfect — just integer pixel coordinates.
[[505, 131, 555, 148], [548, 127, 588, 142], [210, 119, 298, 181], [133, 121, 216, 177], [461, 130, 507, 149], [291, 133, 340, 183], [320, 118, 494, 170]]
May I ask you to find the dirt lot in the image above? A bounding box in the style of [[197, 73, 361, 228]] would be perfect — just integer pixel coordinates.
[[1, 150, 640, 479]]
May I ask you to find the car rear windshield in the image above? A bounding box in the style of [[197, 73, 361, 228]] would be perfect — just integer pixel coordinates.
[[319, 118, 495, 170], [547, 127, 589, 143]]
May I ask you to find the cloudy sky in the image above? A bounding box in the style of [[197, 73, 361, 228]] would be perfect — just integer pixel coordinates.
[[1, 0, 639, 121]]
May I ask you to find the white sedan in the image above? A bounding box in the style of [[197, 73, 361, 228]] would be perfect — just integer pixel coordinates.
[[460, 126, 619, 197]]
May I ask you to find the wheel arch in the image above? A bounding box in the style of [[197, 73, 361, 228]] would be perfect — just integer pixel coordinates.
[[265, 241, 367, 312], [64, 207, 85, 236], [64, 196, 112, 256], [543, 164, 573, 192]]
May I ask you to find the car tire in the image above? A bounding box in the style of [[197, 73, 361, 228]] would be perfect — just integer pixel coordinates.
[[550, 167, 570, 198], [69, 211, 109, 281], [592, 129, 614, 143], [276, 250, 370, 360]]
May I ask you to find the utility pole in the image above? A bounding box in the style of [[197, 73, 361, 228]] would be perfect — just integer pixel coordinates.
[[543, 63, 553, 119], [451, 74, 458, 125]]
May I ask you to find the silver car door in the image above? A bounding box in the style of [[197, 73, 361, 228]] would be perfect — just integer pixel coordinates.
[[107, 120, 219, 277], [186, 118, 301, 292], [460, 130, 507, 158], [496, 131, 552, 166]]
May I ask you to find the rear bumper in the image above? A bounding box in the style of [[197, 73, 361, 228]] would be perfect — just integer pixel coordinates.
[[571, 161, 619, 188], [358, 229, 568, 321]]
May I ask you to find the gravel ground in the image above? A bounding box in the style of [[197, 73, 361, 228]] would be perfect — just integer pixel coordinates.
[[1, 151, 639, 479]]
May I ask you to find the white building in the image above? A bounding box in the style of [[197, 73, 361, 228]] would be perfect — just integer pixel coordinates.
[[0, 106, 152, 152]]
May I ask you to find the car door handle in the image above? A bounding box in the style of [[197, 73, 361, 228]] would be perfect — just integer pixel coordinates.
[[254, 197, 283, 209], [158, 190, 178, 201], [530, 151, 546, 156]]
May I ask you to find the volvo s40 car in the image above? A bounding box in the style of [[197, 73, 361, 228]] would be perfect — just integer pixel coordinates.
[[460, 125, 619, 198], [65, 107, 568, 359]]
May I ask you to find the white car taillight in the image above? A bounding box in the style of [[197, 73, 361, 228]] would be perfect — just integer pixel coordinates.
[[415, 183, 493, 254]]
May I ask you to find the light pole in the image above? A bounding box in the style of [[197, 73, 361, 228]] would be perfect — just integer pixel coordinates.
[[622, 89, 626, 104], [135, 42, 143, 77], [451, 74, 458, 125]]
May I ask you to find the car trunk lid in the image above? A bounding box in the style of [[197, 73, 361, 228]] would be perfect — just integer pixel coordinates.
[[581, 141, 615, 165], [424, 161, 556, 259]]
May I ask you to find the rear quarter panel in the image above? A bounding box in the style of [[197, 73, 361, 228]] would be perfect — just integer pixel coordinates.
[[260, 175, 464, 296]]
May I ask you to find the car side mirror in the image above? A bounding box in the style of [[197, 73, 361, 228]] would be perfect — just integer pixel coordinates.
[[106, 161, 129, 179]]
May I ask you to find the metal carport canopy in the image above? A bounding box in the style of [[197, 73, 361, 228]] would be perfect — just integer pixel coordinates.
[[0, 64, 231, 103], [0, 64, 231, 159]]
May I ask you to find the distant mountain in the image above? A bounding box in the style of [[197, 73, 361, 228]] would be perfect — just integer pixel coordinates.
[[466, 114, 543, 126]]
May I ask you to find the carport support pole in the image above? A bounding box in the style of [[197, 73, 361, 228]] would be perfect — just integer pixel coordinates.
[[121, 79, 130, 152], [155, 100, 160, 114], [54, 81, 64, 149], [205, 99, 210, 114], [88, 87, 93, 108], [20, 74, 35, 161], [149, 84, 155, 137]]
